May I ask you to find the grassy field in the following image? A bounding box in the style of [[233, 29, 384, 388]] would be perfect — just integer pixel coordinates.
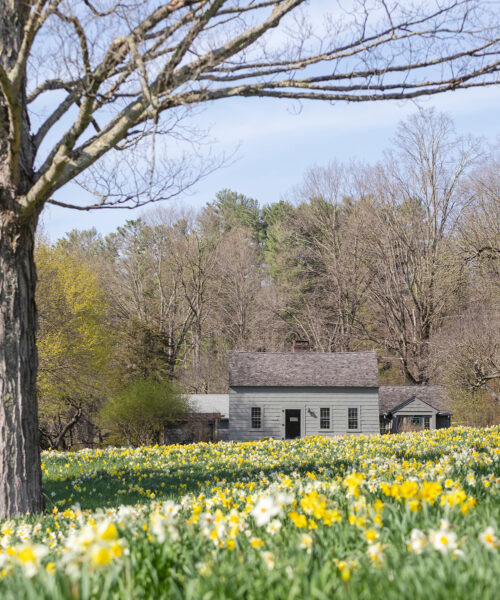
[[0, 427, 499, 599]]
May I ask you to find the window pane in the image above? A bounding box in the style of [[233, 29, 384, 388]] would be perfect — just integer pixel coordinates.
[[424, 416, 430, 430], [348, 407, 358, 430], [320, 407, 330, 429], [251, 407, 261, 429]]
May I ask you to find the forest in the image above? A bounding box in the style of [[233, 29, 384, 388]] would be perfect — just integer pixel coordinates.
[[37, 110, 500, 448]]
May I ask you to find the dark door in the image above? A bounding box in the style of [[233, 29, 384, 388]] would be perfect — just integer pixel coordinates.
[[285, 409, 301, 439], [436, 415, 451, 429]]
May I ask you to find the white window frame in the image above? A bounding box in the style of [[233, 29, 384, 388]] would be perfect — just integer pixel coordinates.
[[400, 415, 432, 430], [347, 406, 360, 431], [319, 407, 331, 430], [251, 406, 262, 430]]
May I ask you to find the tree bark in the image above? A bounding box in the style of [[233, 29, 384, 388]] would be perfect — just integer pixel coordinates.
[[0, 210, 44, 518]]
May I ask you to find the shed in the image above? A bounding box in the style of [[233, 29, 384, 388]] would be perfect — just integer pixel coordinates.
[[228, 351, 380, 441], [378, 386, 451, 433], [164, 394, 229, 444], [189, 394, 229, 441]]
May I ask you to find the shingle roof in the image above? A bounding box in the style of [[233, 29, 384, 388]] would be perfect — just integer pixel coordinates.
[[189, 394, 229, 418], [379, 386, 451, 415], [228, 351, 379, 388]]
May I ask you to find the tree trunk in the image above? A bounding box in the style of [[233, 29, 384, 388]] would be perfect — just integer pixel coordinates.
[[53, 405, 83, 450], [482, 384, 500, 404], [0, 211, 44, 518]]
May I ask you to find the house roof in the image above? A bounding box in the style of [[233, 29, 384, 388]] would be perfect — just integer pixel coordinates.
[[188, 394, 229, 418], [379, 386, 451, 415], [228, 351, 379, 388]]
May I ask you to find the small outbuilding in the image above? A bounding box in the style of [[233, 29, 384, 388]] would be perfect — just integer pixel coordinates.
[[378, 385, 451, 434], [164, 394, 229, 444], [228, 350, 380, 441], [189, 394, 230, 441]]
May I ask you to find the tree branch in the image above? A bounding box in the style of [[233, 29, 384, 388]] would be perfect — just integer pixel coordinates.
[[481, 384, 500, 404], [0, 64, 22, 185], [11, 0, 500, 215], [32, 92, 77, 150], [10, 0, 64, 91], [27, 78, 77, 103]]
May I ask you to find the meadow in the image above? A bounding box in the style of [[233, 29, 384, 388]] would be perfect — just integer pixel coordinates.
[[0, 427, 499, 599]]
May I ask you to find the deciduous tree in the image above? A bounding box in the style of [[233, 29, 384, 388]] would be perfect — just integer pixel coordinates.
[[1, 0, 500, 517], [361, 110, 481, 383], [273, 163, 372, 352], [36, 242, 110, 449]]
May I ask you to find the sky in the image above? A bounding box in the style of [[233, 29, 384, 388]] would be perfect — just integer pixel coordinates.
[[41, 84, 500, 241]]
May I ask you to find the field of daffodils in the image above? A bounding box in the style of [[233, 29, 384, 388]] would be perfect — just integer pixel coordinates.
[[0, 427, 499, 599]]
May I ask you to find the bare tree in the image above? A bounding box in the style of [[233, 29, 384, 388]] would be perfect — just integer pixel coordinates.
[[431, 306, 500, 408], [276, 163, 372, 352], [460, 155, 500, 284], [362, 110, 481, 383], [1, 0, 500, 517], [434, 156, 500, 409], [173, 212, 220, 391], [213, 227, 263, 350]]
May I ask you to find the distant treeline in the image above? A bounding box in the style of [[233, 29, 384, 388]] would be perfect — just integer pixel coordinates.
[[36, 110, 500, 448]]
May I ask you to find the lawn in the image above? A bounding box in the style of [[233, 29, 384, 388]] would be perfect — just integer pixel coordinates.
[[0, 427, 499, 599]]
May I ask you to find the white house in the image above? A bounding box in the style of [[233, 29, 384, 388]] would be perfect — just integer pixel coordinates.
[[226, 350, 451, 441], [228, 350, 380, 441]]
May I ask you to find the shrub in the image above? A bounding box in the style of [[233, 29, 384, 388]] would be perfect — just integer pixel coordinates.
[[99, 376, 189, 446]]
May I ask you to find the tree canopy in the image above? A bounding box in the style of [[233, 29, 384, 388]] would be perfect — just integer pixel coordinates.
[[1, 0, 500, 518], [36, 241, 110, 448], [42, 110, 499, 418]]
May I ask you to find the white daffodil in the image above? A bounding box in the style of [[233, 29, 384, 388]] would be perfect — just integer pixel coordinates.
[[150, 514, 166, 543], [251, 496, 282, 527], [408, 529, 427, 554], [162, 501, 180, 520], [266, 519, 282, 535], [299, 533, 313, 552], [429, 528, 458, 554], [13, 543, 48, 578], [200, 512, 214, 526], [466, 472, 476, 486], [0, 535, 11, 549], [262, 551, 275, 570], [73, 525, 96, 549], [367, 542, 384, 564], [439, 519, 451, 531], [16, 525, 31, 542], [275, 492, 294, 507], [479, 527, 498, 551]]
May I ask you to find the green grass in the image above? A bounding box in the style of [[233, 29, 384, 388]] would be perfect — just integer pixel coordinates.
[[1, 427, 499, 599]]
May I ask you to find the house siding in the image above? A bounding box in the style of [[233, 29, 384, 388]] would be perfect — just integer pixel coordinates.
[[392, 398, 438, 430], [229, 386, 379, 441]]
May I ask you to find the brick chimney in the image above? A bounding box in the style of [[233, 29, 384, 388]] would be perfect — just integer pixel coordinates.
[[293, 340, 310, 352]]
